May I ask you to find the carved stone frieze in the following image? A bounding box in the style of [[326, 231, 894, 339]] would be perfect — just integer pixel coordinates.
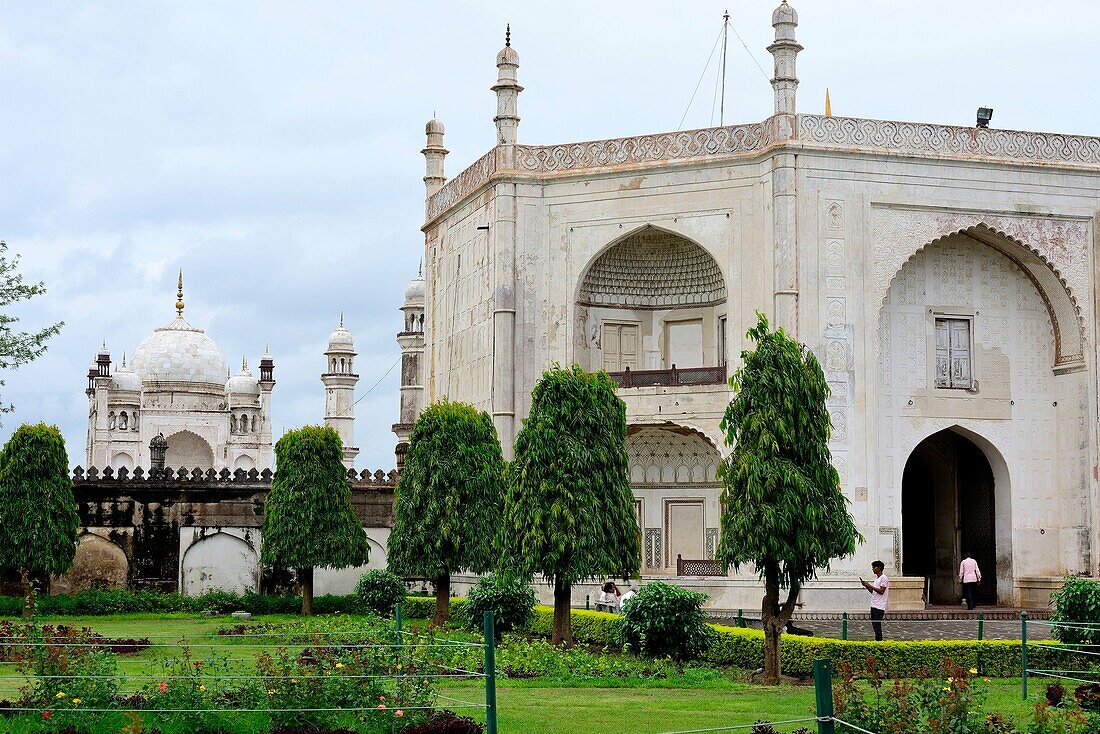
[[425, 149, 498, 222], [800, 114, 1100, 166]]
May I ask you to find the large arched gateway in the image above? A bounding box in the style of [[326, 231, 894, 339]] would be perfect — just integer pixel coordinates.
[[878, 227, 1089, 606]]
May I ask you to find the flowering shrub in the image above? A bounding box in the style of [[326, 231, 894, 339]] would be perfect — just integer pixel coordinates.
[[464, 573, 535, 639], [355, 569, 407, 616]]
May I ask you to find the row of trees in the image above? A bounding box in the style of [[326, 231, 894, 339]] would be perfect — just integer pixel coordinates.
[[0, 314, 858, 684], [388, 314, 860, 681]]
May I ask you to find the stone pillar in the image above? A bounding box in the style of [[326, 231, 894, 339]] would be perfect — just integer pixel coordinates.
[[422, 119, 448, 197], [258, 349, 275, 471], [492, 180, 518, 457], [491, 26, 522, 145], [767, 1, 802, 116], [322, 319, 359, 469]]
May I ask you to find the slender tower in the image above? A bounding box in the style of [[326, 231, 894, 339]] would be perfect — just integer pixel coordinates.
[[491, 24, 522, 145], [422, 118, 448, 198], [323, 316, 359, 469], [393, 269, 426, 469], [767, 0, 802, 116]]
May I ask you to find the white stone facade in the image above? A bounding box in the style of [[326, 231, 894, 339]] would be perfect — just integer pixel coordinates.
[[407, 4, 1100, 609], [85, 287, 276, 474]]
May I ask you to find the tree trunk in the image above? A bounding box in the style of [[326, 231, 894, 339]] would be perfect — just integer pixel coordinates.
[[300, 567, 314, 616], [19, 569, 32, 620], [551, 577, 573, 647], [760, 561, 801, 685], [431, 572, 451, 628]]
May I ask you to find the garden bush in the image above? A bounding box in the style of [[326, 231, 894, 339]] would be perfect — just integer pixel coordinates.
[[355, 569, 407, 615], [465, 573, 535, 638], [1050, 576, 1100, 645], [616, 580, 712, 661], [522, 606, 622, 646]]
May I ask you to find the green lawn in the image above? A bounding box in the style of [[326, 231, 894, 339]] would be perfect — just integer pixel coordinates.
[[0, 614, 1048, 734]]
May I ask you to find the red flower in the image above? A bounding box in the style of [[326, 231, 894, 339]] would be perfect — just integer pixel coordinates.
[[193, 661, 203, 668], [42, 711, 52, 720], [158, 681, 168, 693]]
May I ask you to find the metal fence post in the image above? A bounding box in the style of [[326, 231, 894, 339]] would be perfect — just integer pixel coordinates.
[[1021, 611, 1028, 701], [737, 609, 744, 628], [977, 612, 984, 641], [484, 611, 498, 734], [585, 594, 590, 610], [841, 612, 848, 641], [395, 602, 403, 643], [813, 658, 836, 734]]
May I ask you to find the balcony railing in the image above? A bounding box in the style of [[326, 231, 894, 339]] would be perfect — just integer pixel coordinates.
[[608, 364, 727, 389], [676, 554, 726, 577]]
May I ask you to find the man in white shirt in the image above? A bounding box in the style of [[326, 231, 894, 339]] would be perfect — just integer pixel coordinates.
[[619, 582, 639, 610], [959, 551, 982, 610], [859, 560, 889, 641]]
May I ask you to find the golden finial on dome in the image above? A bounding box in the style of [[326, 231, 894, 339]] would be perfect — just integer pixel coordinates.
[[176, 269, 185, 316]]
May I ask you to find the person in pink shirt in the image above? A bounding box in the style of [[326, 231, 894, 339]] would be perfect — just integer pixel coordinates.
[[959, 551, 981, 610]]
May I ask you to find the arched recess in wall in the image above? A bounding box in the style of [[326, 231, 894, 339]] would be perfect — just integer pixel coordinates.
[[112, 452, 135, 471], [164, 430, 215, 469], [625, 425, 721, 484], [233, 455, 256, 472], [181, 532, 258, 596], [52, 533, 129, 594], [574, 225, 729, 380]]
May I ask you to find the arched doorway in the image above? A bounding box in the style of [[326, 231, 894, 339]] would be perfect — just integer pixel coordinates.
[[902, 429, 997, 605], [164, 430, 215, 469]]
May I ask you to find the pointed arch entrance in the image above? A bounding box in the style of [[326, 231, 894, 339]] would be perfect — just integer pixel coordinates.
[[902, 428, 1000, 605]]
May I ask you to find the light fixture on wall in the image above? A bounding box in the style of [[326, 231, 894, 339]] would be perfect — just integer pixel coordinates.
[[976, 107, 993, 128]]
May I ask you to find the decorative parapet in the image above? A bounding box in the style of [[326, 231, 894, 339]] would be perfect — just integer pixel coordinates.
[[515, 120, 781, 173], [425, 114, 1100, 225], [424, 120, 783, 223], [71, 465, 399, 487], [425, 148, 498, 222], [799, 114, 1100, 166]]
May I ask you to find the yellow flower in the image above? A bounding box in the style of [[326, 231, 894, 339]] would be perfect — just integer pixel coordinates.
[[396, 663, 402, 670], [969, 668, 978, 674], [55, 692, 66, 699], [71, 699, 81, 705], [335, 662, 344, 669], [199, 685, 206, 692], [943, 687, 951, 691], [946, 677, 954, 683], [267, 689, 275, 695]]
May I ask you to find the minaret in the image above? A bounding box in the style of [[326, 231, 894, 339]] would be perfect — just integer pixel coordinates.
[[393, 268, 426, 469], [491, 24, 522, 145], [422, 118, 448, 197], [257, 345, 276, 471], [86, 342, 112, 468], [323, 316, 359, 469], [767, 1, 802, 116]]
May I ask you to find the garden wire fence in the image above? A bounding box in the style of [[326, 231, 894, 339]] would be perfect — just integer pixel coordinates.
[[0, 605, 500, 734], [1021, 613, 1100, 700]]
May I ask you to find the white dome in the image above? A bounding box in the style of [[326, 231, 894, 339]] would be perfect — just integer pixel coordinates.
[[404, 274, 425, 304], [226, 360, 260, 396], [111, 364, 141, 392], [328, 317, 354, 352], [130, 316, 229, 388]]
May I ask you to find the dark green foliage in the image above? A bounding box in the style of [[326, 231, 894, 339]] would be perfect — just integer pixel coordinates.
[[465, 573, 536, 638], [502, 364, 640, 586], [260, 425, 370, 571], [1050, 577, 1100, 645], [716, 314, 860, 681], [717, 314, 860, 587], [388, 401, 505, 580], [0, 242, 63, 417], [354, 569, 406, 615], [616, 581, 713, 661], [0, 423, 79, 576]]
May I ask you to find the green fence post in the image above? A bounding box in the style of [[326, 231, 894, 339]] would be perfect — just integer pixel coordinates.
[[484, 611, 498, 734], [813, 658, 836, 734], [586, 594, 590, 611], [841, 612, 848, 641], [1021, 611, 1028, 701], [977, 612, 984, 641], [395, 602, 403, 640], [737, 609, 744, 628]]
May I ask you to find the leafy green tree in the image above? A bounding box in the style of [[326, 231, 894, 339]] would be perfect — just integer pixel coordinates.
[[0, 423, 79, 617], [0, 241, 63, 418], [502, 364, 640, 646], [716, 314, 860, 684], [388, 400, 505, 627], [260, 425, 370, 615]]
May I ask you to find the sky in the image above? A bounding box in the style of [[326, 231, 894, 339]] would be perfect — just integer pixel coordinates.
[[1, 1, 1098, 469]]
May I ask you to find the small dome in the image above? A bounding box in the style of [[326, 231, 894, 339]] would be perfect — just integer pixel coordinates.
[[404, 273, 425, 304], [111, 363, 141, 392], [497, 45, 519, 65], [425, 118, 445, 135], [226, 359, 260, 396], [130, 316, 229, 388], [772, 0, 797, 25], [328, 317, 354, 352]]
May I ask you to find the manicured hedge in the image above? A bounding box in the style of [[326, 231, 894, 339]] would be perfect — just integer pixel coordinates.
[[399, 595, 470, 627], [1, 589, 381, 617], [523, 605, 623, 646]]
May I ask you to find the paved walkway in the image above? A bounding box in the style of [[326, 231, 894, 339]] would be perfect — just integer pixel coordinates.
[[709, 607, 1055, 641]]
